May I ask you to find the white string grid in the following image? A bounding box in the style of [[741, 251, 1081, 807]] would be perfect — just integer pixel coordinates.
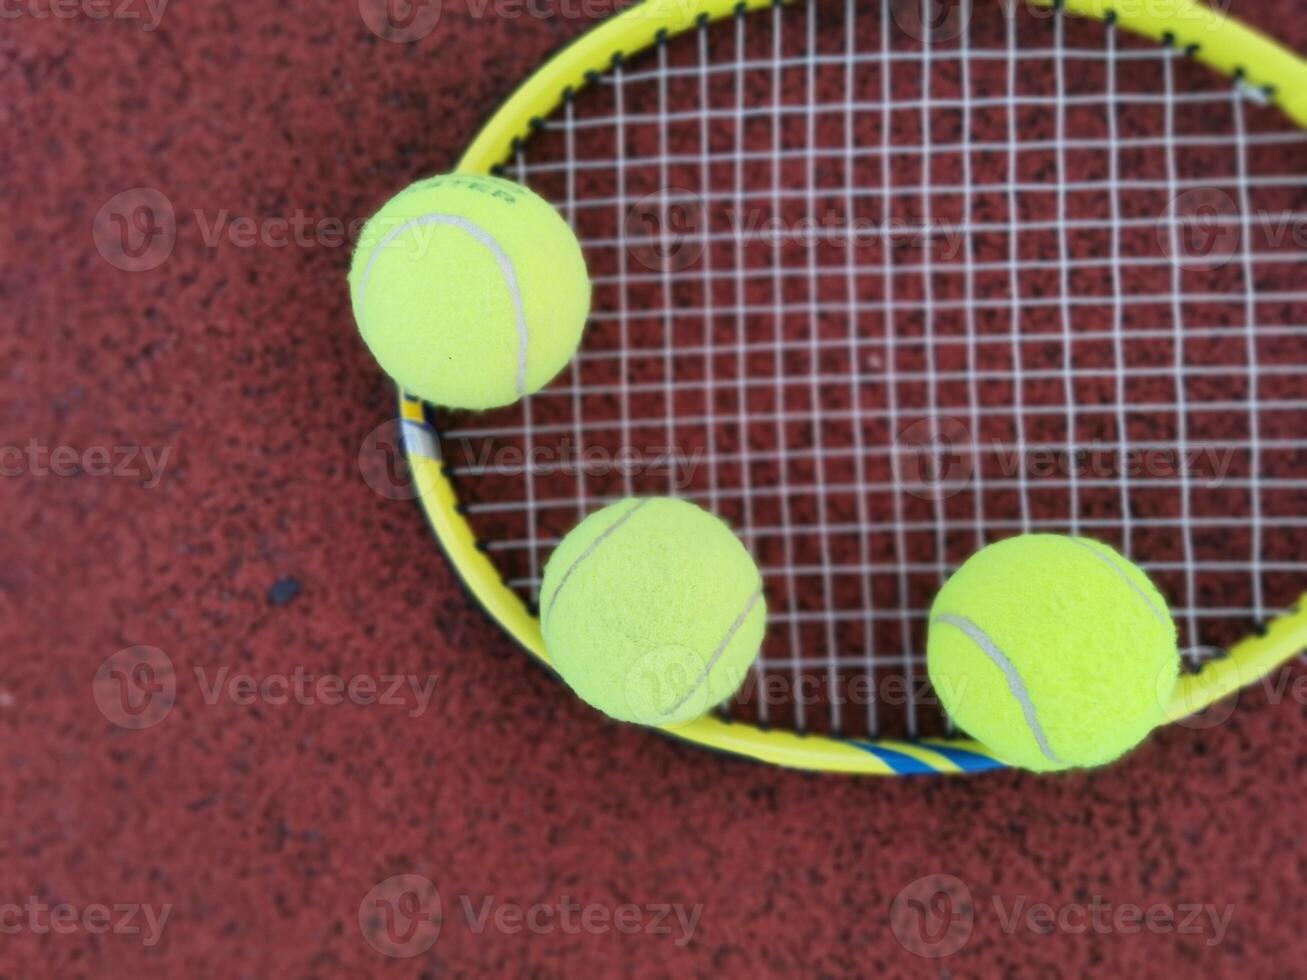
[[434, 1, 1307, 740]]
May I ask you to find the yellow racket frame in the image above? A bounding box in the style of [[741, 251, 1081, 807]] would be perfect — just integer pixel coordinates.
[[401, 0, 1307, 774]]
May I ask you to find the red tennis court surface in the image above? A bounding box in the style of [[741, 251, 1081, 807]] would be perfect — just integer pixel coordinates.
[[3, 1, 1305, 976]]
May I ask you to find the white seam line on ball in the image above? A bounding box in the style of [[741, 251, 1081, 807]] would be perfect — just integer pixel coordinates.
[[360, 213, 530, 398], [932, 612, 1063, 766], [662, 587, 764, 718], [1067, 538, 1168, 624], [544, 499, 651, 618]]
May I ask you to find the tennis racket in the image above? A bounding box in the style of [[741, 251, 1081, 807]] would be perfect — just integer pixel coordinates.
[[397, 0, 1307, 774]]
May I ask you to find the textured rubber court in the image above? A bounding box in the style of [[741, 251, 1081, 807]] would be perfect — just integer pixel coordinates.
[[3, 0, 1306, 976]]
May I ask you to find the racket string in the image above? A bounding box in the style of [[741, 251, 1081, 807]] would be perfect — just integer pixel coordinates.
[[462, 0, 1307, 739]]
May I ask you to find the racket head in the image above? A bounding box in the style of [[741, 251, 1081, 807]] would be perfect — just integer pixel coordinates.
[[398, 0, 1307, 774]]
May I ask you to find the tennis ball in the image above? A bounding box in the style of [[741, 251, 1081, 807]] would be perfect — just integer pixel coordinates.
[[349, 173, 590, 410], [539, 497, 767, 727], [927, 534, 1180, 772]]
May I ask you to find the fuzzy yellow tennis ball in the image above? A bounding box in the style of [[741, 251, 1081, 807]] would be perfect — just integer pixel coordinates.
[[927, 534, 1180, 772], [540, 497, 767, 727], [349, 173, 590, 410]]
